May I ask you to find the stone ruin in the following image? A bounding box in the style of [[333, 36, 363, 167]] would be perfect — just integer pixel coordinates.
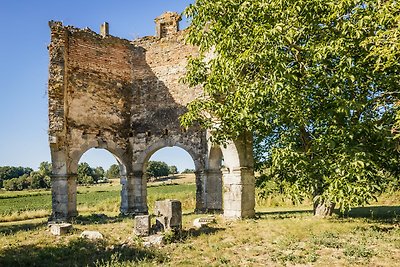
[[154, 199, 182, 231], [47, 12, 255, 222], [134, 199, 182, 237]]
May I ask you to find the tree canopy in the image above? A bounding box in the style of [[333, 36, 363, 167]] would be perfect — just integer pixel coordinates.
[[106, 164, 120, 179], [1, 162, 51, 191], [146, 161, 171, 178], [182, 0, 400, 215]]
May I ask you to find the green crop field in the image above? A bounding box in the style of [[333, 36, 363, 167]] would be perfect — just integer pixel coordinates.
[[0, 181, 197, 222]]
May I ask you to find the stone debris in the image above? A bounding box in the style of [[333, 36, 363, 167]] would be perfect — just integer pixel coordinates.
[[154, 199, 182, 231], [134, 215, 151, 237], [50, 223, 72, 236], [80, 230, 104, 240], [193, 216, 216, 229], [143, 234, 164, 247]]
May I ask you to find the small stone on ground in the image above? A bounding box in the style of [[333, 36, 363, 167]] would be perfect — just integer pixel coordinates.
[[80, 230, 104, 240]]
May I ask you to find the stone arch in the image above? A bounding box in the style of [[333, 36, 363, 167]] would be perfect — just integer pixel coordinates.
[[202, 145, 224, 212], [206, 135, 255, 218], [126, 137, 206, 215], [208, 145, 223, 170], [135, 138, 203, 172], [70, 137, 129, 174], [72, 140, 131, 215], [50, 136, 130, 221]]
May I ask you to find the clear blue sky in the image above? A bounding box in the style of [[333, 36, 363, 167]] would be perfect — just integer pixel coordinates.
[[0, 0, 195, 172]]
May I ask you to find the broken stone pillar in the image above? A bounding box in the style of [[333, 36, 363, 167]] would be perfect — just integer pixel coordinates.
[[127, 171, 148, 215], [51, 175, 69, 222], [134, 215, 151, 236], [100, 22, 109, 37], [223, 167, 255, 219], [154, 12, 181, 38], [154, 199, 182, 231], [50, 223, 72, 236]]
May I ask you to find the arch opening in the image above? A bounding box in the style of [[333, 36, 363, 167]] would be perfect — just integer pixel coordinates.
[[142, 146, 197, 214], [74, 148, 128, 216], [203, 145, 224, 213]]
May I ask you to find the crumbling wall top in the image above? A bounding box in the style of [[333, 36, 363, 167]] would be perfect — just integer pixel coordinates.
[[154, 11, 182, 38]]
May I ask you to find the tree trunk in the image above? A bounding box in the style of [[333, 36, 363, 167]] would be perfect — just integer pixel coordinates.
[[313, 200, 335, 217]]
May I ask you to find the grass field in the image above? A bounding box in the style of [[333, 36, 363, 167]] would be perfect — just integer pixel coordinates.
[[0, 174, 400, 266], [0, 175, 197, 222]]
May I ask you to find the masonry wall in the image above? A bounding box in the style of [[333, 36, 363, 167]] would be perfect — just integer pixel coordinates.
[[48, 21, 203, 172], [48, 15, 255, 220]]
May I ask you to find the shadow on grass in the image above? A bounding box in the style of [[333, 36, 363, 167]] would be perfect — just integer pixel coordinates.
[[182, 226, 225, 238], [71, 213, 124, 225], [0, 238, 165, 267], [336, 205, 400, 222], [256, 209, 313, 219], [0, 221, 47, 236], [256, 205, 400, 222], [167, 226, 225, 243]]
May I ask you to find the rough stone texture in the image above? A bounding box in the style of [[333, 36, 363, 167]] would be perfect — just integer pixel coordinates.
[[143, 234, 164, 247], [193, 216, 216, 229], [48, 12, 255, 222], [154, 12, 181, 38], [134, 215, 151, 237], [154, 199, 182, 231], [80, 230, 104, 240], [50, 223, 72, 236]]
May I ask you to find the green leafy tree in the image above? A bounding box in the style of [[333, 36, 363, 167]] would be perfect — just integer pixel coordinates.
[[169, 165, 178, 175], [106, 164, 120, 179], [29, 171, 51, 189], [0, 166, 32, 188], [38, 162, 52, 177], [93, 166, 105, 182], [3, 174, 30, 191], [182, 0, 399, 215], [77, 162, 95, 185], [146, 161, 170, 179], [182, 168, 195, 174]]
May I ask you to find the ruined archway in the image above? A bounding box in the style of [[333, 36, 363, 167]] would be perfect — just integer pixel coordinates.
[[75, 148, 129, 214], [141, 145, 197, 212], [48, 12, 255, 222]]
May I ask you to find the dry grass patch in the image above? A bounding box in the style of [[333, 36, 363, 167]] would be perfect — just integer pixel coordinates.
[[1, 182, 400, 266]]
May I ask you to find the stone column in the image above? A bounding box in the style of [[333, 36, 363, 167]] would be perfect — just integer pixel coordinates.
[[120, 175, 129, 214], [127, 171, 148, 215], [204, 170, 223, 212], [194, 170, 206, 212], [67, 174, 78, 218], [51, 175, 69, 222], [223, 167, 255, 219]]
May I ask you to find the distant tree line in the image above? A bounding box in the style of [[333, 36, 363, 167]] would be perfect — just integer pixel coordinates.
[[146, 161, 178, 179], [0, 162, 51, 191], [0, 161, 185, 190], [0, 162, 112, 191]]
